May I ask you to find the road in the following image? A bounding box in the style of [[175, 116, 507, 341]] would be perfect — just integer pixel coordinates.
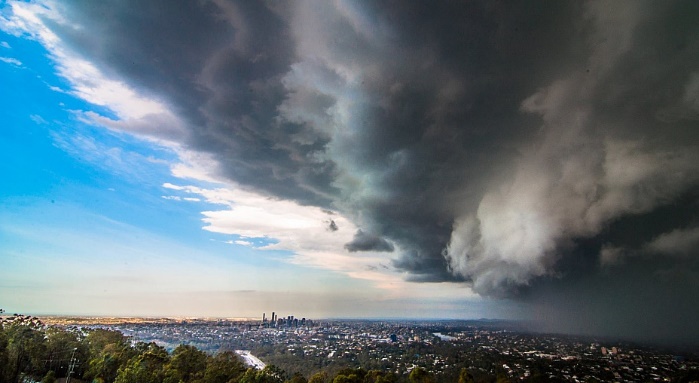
[[235, 350, 266, 370]]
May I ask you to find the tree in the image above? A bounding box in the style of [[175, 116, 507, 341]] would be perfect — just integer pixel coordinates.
[[239, 365, 286, 383], [288, 372, 308, 383], [373, 375, 396, 383], [114, 342, 169, 383], [41, 370, 57, 383], [84, 329, 135, 383], [164, 344, 208, 383], [408, 367, 433, 383], [44, 326, 88, 379], [364, 370, 395, 383], [332, 375, 359, 383], [263, 365, 287, 383], [85, 328, 130, 353], [458, 368, 474, 383], [0, 321, 9, 382], [3, 315, 47, 382], [332, 368, 364, 383], [203, 351, 247, 383], [308, 371, 328, 383]]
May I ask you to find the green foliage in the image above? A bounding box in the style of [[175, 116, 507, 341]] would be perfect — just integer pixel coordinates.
[[0, 323, 9, 381], [164, 344, 208, 383], [45, 326, 88, 378], [41, 370, 57, 383], [251, 343, 329, 378], [3, 314, 47, 382], [114, 342, 170, 383], [239, 365, 285, 383], [364, 370, 396, 383], [408, 367, 434, 383], [495, 373, 510, 383], [0, 313, 258, 383], [332, 375, 359, 383], [263, 365, 288, 382], [85, 328, 131, 354], [458, 368, 474, 383], [308, 371, 328, 383], [203, 350, 247, 383], [84, 329, 136, 383], [288, 372, 308, 383], [333, 367, 367, 383]]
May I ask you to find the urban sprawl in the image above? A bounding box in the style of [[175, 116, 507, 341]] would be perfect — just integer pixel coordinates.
[[43, 315, 699, 382]]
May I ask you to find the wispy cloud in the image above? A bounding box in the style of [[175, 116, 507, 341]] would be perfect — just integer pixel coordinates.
[[29, 114, 48, 124], [0, 56, 21, 66], [49, 124, 170, 183]]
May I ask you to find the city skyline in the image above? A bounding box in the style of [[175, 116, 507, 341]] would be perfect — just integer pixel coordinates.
[[1, 1, 698, 347]]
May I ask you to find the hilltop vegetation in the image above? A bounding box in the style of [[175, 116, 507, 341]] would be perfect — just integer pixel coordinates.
[[0, 312, 247, 383]]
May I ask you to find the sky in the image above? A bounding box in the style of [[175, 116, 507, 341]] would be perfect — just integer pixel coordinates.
[[1, 1, 698, 347]]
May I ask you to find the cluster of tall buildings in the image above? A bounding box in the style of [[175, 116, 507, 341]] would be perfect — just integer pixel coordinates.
[[261, 311, 312, 328]]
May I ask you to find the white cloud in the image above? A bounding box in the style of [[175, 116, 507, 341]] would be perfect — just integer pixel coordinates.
[[29, 114, 47, 124], [1, 1, 184, 141], [0, 41, 10, 48], [169, 149, 224, 184], [48, 85, 65, 93], [161, 179, 470, 296], [161, 157, 438, 293], [0, 56, 21, 66], [79, 110, 188, 145], [162, 195, 201, 202]]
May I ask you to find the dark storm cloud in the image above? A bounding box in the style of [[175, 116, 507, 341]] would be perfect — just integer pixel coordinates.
[[48, 0, 337, 206], [326, 219, 338, 232], [519, 195, 699, 346], [37, 0, 699, 343], [524, 254, 699, 347], [345, 230, 394, 253]]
